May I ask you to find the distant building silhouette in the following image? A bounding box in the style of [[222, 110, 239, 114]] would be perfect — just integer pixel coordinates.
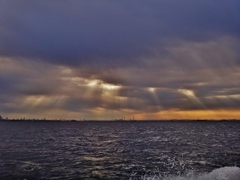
[[0, 115, 2, 120]]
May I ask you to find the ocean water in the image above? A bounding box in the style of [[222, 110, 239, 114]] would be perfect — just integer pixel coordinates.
[[0, 120, 239, 180]]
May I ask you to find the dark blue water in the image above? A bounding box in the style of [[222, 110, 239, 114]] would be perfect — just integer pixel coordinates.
[[0, 121, 240, 179]]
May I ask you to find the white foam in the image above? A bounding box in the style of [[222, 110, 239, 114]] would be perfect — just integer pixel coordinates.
[[199, 167, 240, 180], [140, 167, 240, 180]]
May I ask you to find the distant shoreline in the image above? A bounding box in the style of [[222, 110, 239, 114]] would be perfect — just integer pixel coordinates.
[[0, 119, 239, 122]]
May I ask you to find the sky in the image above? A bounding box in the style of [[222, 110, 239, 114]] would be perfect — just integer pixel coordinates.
[[0, 0, 240, 120]]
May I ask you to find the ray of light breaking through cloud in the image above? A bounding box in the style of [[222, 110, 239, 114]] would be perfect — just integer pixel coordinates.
[[0, 0, 240, 120]]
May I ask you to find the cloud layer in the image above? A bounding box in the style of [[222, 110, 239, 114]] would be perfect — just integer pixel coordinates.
[[0, 1, 240, 119]]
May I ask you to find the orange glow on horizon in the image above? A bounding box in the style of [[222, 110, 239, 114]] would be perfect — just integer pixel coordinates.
[[3, 108, 240, 121], [134, 109, 240, 120]]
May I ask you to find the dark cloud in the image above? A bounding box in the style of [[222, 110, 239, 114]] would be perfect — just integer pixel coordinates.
[[0, 0, 239, 67], [0, 1, 240, 119]]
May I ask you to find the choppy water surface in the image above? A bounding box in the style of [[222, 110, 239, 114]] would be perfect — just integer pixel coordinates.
[[0, 121, 240, 179]]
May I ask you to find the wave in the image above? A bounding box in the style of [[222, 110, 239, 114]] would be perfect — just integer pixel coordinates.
[[139, 167, 240, 180]]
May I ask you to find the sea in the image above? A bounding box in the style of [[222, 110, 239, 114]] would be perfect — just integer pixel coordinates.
[[0, 120, 239, 180]]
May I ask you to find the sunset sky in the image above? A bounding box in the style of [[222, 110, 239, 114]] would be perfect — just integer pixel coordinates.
[[0, 1, 240, 120]]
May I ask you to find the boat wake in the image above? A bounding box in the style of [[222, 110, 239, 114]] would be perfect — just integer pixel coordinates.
[[138, 167, 240, 180]]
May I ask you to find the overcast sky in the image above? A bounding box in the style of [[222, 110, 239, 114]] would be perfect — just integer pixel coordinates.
[[0, 0, 240, 120]]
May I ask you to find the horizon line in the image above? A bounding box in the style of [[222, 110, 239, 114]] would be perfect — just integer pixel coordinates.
[[0, 118, 240, 122]]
